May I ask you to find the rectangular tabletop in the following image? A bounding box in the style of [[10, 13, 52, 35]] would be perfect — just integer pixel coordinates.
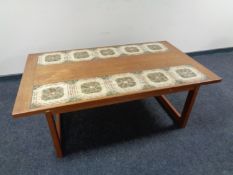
[[12, 41, 221, 117]]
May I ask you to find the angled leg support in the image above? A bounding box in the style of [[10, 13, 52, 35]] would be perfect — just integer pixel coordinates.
[[156, 86, 200, 128], [55, 113, 62, 140]]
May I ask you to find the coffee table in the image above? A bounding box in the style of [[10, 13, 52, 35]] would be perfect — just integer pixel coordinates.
[[12, 41, 221, 158]]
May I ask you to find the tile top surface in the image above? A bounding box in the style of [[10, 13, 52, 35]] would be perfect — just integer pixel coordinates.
[[37, 42, 168, 65], [12, 41, 222, 117], [31, 65, 207, 109]]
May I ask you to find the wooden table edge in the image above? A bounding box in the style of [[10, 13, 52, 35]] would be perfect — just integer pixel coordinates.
[[12, 78, 221, 118], [12, 54, 37, 117]]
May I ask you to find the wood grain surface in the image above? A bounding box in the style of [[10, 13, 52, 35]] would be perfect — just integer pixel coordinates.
[[12, 41, 222, 118]]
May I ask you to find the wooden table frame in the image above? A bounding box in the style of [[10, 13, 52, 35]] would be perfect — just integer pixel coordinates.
[[12, 41, 221, 158], [44, 85, 199, 158]]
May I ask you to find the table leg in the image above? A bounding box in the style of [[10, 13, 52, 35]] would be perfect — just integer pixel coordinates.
[[55, 113, 61, 140], [45, 111, 63, 158], [179, 86, 200, 128], [156, 86, 200, 128]]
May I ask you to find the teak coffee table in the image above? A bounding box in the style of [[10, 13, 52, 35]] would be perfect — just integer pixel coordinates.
[[12, 41, 221, 157]]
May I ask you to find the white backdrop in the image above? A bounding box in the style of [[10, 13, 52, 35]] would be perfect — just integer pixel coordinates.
[[0, 0, 233, 75]]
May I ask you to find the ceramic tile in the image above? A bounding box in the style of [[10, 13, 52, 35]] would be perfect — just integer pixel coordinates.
[[31, 65, 207, 108]]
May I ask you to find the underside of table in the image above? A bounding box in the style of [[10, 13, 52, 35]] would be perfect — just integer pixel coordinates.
[[45, 86, 199, 158]]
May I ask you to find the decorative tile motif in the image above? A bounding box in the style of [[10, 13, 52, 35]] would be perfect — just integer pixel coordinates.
[[95, 47, 120, 59], [142, 69, 176, 87], [68, 49, 94, 62], [142, 43, 168, 53], [75, 78, 108, 100], [31, 65, 207, 108], [176, 68, 196, 78], [168, 65, 206, 83], [110, 73, 144, 93], [37, 42, 168, 65], [116, 77, 136, 88], [31, 82, 70, 108], [45, 55, 61, 62], [119, 45, 144, 55], [81, 82, 102, 94], [41, 87, 64, 101], [38, 52, 66, 65]]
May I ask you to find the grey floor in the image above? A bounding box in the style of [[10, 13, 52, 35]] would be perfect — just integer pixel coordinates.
[[0, 50, 232, 175]]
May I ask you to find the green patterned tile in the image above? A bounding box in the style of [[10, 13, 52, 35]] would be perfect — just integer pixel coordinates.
[[37, 42, 168, 65], [31, 65, 207, 108]]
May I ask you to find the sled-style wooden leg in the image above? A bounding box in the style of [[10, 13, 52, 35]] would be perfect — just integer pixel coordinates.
[[45, 111, 63, 158], [156, 86, 200, 128], [55, 113, 61, 140]]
